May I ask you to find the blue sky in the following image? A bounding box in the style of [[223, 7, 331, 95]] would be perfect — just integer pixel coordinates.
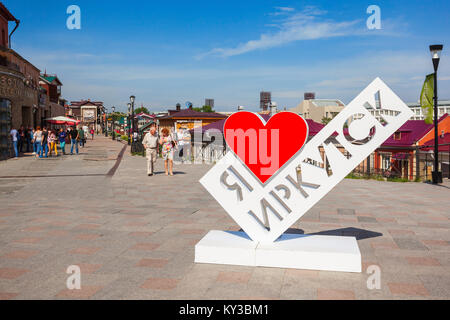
[[5, 0, 450, 113]]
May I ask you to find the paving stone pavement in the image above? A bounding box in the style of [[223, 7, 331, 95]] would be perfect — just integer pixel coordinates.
[[0, 136, 449, 300]]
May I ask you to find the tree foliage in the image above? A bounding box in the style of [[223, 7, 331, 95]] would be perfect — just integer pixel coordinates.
[[193, 105, 215, 113], [135, 107, 150, 114]]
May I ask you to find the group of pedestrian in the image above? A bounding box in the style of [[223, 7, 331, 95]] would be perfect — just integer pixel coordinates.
[[9, 125, 96, 159], [142, 123, 179, 176]]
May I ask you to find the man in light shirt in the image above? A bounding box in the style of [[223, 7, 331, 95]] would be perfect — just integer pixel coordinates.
[[142, 123, 159, 176], [10, 127, 19, 158]]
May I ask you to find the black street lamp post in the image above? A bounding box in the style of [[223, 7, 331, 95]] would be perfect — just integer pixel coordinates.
[[127, 103, 132, 145], [112, 106, 116, 141], [430, 44, 444, 184], [130, 95, 136, 152], [104, 108, 108, 137]]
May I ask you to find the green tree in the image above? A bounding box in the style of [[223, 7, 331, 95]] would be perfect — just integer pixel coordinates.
[[135, 107, 150, 114], [193, 105, 215, 113], [110, 112, 126, 122], [321, 117, 333, 125]]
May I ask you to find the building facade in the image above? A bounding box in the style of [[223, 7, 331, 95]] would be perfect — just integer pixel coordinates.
[[39, 74, 65, 124], [205, 99, 214, 108], [407, 100, 450, 121], [68, 100, 104, 131], [289, 98, 346, 124], [158, 108, 227, 135], [0, 3, 41, 160], [260, 91, 271, 111]]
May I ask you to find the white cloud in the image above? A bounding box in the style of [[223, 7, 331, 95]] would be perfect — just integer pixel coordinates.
[[198, 6, 362, 58], [21, 45, 450, 111], [272, 7, 295, 15]]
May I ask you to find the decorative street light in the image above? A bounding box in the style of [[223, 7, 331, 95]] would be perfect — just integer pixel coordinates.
[[127, 103, 132, 145], [111, 106, 116, 140], [130, 95, 136, 134], [130, 96, 136, 150], [430, 44, 444, 184], [104, 107, 108, 137]]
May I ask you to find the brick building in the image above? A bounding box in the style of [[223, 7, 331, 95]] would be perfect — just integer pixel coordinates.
[[68, 100, 105, 131], [39, 74, 66, 123], [0, 3, 41, 160]]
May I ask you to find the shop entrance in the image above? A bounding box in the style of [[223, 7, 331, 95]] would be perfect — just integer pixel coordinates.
[[21, 106, 32, 128]]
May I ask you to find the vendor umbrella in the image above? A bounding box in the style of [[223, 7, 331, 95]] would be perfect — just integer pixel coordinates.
[[45, 116, 81, 125]]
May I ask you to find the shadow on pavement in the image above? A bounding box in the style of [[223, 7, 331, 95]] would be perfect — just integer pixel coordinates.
[[284, 227, 383, 240], [309, 227, 383, 240]]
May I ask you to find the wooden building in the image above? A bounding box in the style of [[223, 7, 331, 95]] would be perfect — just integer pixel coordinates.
[[158, 107, 227, 135]]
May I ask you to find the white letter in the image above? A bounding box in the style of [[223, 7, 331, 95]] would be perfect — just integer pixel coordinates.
[[66, 5, 81, 30], [366, 5, 381, 30], [66, 265, 81, 290], [367, 265, 381, 290]]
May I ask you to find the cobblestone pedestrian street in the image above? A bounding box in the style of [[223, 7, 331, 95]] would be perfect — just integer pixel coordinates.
[[0, 136, 449, 300]]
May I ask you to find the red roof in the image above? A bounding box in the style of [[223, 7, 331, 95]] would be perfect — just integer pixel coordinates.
[[191, 113, 326, 136], [70, 100, 103, 108], [421, 133, 450, 152], [160, 108, 227, 120], [382, 114, 448, 147], [135, 112, 155, 119], [0, 2, 17, 21]]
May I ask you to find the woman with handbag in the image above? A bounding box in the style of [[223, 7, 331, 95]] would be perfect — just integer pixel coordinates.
[[159, 128, 177, 176]]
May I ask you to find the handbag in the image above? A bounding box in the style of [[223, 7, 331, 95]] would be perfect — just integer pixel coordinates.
[[170, 134, 177, 148]]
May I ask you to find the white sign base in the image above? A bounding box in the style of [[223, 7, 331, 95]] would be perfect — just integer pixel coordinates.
[[195, 231, 362, 273]]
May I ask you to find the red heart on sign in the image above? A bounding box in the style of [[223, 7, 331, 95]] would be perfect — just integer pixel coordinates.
[[224, 111, 309, 184]]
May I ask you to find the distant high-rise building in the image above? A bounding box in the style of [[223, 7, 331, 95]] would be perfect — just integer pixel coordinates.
[[304, 92, 316, 100], [260, 91, 271, 111], [205, 99, 214, 108]]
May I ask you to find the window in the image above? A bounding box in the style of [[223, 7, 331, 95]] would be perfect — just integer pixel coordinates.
[[439, 108, 444, 115], [416, 109, 420, 115], [394, 132, 401, 140], [0, 99, 12, 160]]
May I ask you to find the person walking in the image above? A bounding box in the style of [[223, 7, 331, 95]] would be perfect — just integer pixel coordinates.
[[33, 127, 43, 158], [25, 127, 32, 153], [30, 127, 37, 155], [10, 127, 19, 158], [142, 123, 159, 176], [70, 126, 79, 155], [48, 130, 58, 157], [78, 126, 85, 148], [90, 128, 95, 140], [17, 126, 26, 154], [160, 128, 176, 176], [41, 127, 49, 158], [59, 128, 67, 155]]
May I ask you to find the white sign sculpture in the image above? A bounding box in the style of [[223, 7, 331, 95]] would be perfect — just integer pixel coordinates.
[[195, 78, 414, 272]]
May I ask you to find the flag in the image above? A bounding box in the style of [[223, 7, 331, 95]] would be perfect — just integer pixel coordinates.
[[420, 74, 435, 124]]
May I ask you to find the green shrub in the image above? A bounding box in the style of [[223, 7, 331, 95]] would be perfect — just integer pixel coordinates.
[[346, 172, 363, 179], [387, 176, 409, 183]]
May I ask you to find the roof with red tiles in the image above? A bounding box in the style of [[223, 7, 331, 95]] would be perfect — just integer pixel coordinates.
[[190, 114, 327, 137], [70, 100, 104, 108], [160, 108, 227, 120], [421, 133, 450, 152], [382, 114, 448, 147], [0, 2, 17, 21]]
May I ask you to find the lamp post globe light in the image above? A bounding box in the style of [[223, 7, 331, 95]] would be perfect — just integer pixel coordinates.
[[430, 44, 444, 184]]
